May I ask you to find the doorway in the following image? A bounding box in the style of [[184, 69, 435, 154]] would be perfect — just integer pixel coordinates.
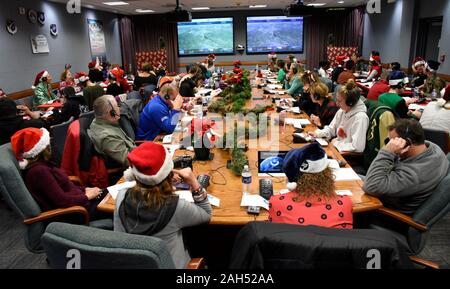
[[416, 16, 443, 61]]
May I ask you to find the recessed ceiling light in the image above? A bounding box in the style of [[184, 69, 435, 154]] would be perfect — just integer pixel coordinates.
[[136, 9, 155, 13], [192, 7, 210, 10], [249, 5, 267, 8], [103, 1, 129, 6], [307, 3, 327, 6], [337, 1, 345, 3]]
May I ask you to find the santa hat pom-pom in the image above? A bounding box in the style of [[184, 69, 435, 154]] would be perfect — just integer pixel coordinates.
[[31, 85, 36, 90], [437, 98, 446, 107], [19, 159, 28, 170], [287, 182, 297, 191], [123, 167, 135, 182]]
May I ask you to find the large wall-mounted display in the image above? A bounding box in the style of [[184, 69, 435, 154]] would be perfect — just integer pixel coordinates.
[[246, 16, 304, 54], [177, 17, 234, 56]]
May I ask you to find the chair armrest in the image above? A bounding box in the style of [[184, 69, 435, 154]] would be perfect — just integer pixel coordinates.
[[68, 176, 83, 186], [23, 206, 89, 225], [377, 207, 428, 231], [186, 258, 206, 269], [409, 256, 439, 269]]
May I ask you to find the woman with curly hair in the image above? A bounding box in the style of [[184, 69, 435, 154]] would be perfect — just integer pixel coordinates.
[[268, 142, 353, 229]]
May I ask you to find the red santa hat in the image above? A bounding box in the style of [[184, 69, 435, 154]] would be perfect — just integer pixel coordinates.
[[336, 55, 350, 64], [11, 128, 50, 169], [370, 55, 381, 64], [32, 70, 49, 89], [75, 72, 89, 83], [88, 61, 96, 69], [123, 142, 173, 186], [413, 57, 426, 68]]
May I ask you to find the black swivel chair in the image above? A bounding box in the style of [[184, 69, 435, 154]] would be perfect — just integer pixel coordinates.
[[423, 128, 450, 154]]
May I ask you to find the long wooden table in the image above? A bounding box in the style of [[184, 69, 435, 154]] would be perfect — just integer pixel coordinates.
[[98, 82, 382, 224]]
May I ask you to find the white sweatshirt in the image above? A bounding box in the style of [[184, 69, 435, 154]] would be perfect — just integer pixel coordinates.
[[315, 99, 369, 152]]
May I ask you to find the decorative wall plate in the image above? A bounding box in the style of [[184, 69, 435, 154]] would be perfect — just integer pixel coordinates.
[[37, 12, 45, 25], [50, 24, 58, 36], [18, 7, 26, 16], [28, 9, 37, 24], [6, 20, 17, 35]]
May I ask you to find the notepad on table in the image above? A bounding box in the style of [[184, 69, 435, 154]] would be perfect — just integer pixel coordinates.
[[332, 168, 361, 181], [240, 194, 269, 210]]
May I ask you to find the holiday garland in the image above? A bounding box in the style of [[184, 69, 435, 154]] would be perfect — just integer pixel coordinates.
[[208, 68, 272, 176]]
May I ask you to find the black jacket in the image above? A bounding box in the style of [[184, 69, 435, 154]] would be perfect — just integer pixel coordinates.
[[230, 222, 414, 269], [0, 116, 45, 145], [47, 95, 87, 126]]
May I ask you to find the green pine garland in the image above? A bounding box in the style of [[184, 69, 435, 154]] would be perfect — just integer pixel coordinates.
[[208, 69, 273, 176]]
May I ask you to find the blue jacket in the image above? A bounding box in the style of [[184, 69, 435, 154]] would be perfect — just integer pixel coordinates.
[[136, 95, 181, 141]]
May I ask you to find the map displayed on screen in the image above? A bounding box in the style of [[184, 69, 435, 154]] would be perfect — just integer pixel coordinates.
[[177, 18, 234, 56], [246, 16, 304, 54]]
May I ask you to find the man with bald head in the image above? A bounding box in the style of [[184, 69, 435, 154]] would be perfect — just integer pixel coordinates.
[[88, 95, 136, 167]]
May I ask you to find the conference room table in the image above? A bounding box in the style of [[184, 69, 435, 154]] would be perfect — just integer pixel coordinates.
[[97, 79, 382, 225]]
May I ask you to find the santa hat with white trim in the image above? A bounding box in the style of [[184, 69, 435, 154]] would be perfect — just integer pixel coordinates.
[[413, 57, 426, 68], [388, 70, 409, 86], [11, 127, 50, 169], [32, 70, 49, 89], [426, 60, 440, 72], [123, 142, 173, 186], [282, 142, 329, 191]]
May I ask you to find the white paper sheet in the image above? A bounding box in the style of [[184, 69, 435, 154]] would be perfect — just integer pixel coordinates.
[[332, 168, 361, 181], [108, 181, 136, 200], [336, 190, 353, 196], [291, 107, 301, 114], [175, 191, 220, 207], [240, 194, 270, 210]]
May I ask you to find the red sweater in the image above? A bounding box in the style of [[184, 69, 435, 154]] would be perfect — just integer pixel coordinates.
[[24, 161, 88, 211], [269, 192, 353, 229], [367, 80, 390, 100]]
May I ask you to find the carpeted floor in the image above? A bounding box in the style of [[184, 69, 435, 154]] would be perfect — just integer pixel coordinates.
[[0, 200, 449, 269]]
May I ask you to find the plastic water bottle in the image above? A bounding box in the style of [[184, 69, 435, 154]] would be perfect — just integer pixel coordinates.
[[414, 87, 419, 99], [431, 89, 437, 100], [242, 165, 252, 195]]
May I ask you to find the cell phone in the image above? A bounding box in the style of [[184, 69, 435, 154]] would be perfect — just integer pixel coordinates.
[[175, 182, 190, 190]]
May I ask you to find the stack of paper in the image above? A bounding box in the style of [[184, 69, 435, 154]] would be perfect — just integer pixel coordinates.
[[408, 104, 424, 110], [175, 191, 221, 207], [240, 194, 269, 210], [332, 168, 361, 181], [267, 84, 283, 90]]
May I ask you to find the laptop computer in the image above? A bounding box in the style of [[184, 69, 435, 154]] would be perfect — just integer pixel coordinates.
[[257, 151, 288, 177]]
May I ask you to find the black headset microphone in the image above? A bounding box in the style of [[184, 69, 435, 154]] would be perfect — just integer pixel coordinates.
[[108, 101, 118, 118]]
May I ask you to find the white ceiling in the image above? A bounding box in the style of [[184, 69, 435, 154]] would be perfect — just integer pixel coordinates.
[[48, 0, 369, 15]]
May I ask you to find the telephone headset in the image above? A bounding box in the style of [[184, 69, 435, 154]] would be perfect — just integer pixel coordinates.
[[384, 123, 413, 148], [108, 100, 118, 118]]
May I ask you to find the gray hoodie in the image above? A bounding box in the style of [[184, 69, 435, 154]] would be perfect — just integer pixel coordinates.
[[315, 99, 369, 152], [114, 190, 212, 269], [363, 141, 449, 215]]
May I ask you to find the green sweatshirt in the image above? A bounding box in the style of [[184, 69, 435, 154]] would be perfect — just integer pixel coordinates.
[[33, 82, 57, 106], [277, 69, 286, 82], [285, 76, 304, 97]]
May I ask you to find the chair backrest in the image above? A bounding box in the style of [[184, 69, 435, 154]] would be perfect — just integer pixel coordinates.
[[50, 117, 74, 166], [423, 128, 450, 154], [0, 143, 45, 252], [230, 222, 414, 269], [364, 101, 396, 169], [143, 84, 156, 104], [408, 153, 450, 253], [42, 222, 176, 269]]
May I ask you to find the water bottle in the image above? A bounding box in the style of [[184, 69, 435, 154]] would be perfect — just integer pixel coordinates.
[[242, 165, 252, 195], [431, 89, 437, 100]]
